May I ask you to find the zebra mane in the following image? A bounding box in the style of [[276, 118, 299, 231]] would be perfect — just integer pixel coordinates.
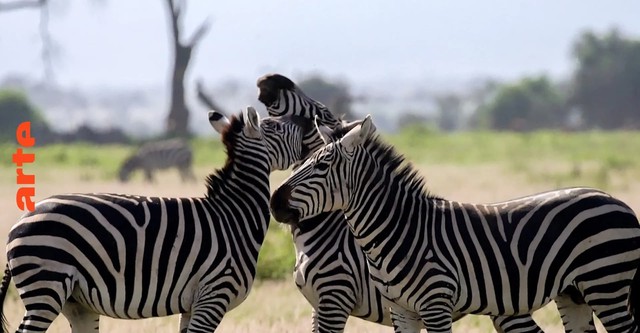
[[362, 135, 442, 200], [204, 113, 246, 198], [329, 124, 354, 141]]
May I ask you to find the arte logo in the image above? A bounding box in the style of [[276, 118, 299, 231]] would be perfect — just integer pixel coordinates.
[[14, 122, 36, 211]]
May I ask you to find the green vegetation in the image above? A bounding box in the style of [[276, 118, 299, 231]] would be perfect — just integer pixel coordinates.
[[476, 76, 566, 131], [2, 130, 639, 279], [391, 128, 640, 165], [0, 89, 50, 142], [256, 224, 295, 280], [6, 130, 638, 170]]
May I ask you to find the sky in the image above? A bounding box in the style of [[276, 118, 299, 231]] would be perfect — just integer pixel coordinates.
[[1, 0, 640, 90]]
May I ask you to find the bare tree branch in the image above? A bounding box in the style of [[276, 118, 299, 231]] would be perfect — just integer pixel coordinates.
[[196, 79, 226, 114], [0, 0, 44, 12], [187, 18, 210, 47], [165, 0, 181, 44]]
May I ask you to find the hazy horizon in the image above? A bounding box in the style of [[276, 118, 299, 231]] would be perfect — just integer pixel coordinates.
[[2, 0, 640, 90]]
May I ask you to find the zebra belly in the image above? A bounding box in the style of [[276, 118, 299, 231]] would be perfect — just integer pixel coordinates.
[[69, 274, 200, 318]]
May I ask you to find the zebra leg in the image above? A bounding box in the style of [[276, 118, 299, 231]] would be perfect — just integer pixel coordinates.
[[390, 307, 422, 333], [583, 281, 638, 333], [144, 168, 154, 182], [61, 299, 100, 333], [491, 314, 542, 333], [554, 291, 596, 333], [312, 294, 354, 333], [179, 312, 191, 333], [180, 167, 197, 182], [14, 278, 71, 333], [419, 301, 454, 333], [185, 297, 230, 333]]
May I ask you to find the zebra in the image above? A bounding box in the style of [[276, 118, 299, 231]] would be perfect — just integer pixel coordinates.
[[118, 138, 196, 183], [270, 115, 640, 333], [258, 74, 544, 332], [0, 106, 315, 333]]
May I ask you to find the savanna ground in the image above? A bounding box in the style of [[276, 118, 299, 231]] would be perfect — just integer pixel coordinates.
[[2, 129, 640, 332]]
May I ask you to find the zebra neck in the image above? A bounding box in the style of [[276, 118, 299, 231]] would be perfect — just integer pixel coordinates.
[[343, 170, 429, 263], [205, 153, 271, 241], [291, 211, 346, 245]]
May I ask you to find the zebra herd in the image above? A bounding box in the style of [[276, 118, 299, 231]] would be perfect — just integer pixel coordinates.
[[0, 74, 639, 333]]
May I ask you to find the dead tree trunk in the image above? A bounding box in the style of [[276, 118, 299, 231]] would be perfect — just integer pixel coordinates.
[[164, 0, 209, 138]]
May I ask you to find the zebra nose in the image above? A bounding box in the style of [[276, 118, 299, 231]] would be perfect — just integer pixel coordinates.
[[270, 185, 300, 224]]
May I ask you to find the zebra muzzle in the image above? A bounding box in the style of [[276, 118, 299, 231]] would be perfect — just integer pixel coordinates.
[[270, 185, 300, 224]]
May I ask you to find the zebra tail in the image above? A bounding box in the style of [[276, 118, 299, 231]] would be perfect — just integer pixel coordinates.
[[632, 264, 640, 325], [0, 264, 11, 333]]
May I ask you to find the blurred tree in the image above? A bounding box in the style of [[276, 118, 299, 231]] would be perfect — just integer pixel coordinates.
[[164, 0, 210, 138], [298, 76, 356, 121], [0, 0, 56, 82], [570, 28, 640, 129], [466, 79, 501, 129], [435, 93, 462, 131], [478, 76, 566, 131], [396, 111, 434, 132], [0, 89, 50, 142]]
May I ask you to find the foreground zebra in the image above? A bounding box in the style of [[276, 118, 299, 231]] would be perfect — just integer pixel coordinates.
[[0, 107, 313, 333], [271, 115, 640, 333], [118, 138, 196, 183], [258, 73, 543, 332]]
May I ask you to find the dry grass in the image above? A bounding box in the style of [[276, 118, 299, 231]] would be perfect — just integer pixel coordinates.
[[1, 161, 636, 332]]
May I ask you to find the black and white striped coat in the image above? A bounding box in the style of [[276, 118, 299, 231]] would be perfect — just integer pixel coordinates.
[[118, 138, 196, 183], [271, 116, 640, 333], [0, 107, 313, 333]]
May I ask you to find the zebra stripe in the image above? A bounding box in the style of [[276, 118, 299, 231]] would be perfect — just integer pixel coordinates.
[[0, 106, 312, 333], [118, 138, 196, 183], [271, 116, 640, 333]]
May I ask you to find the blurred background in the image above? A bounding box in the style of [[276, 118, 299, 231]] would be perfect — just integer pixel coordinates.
[[1, 1, 640, 332], [2, 0, 640, 138]]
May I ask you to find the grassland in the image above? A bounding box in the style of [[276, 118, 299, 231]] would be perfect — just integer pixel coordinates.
[[1, 130, 638, 332]]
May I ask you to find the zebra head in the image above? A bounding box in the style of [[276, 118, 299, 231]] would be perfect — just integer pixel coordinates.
[[256, 73, 343, 129], [118, 155, 140, 182], [208, 107, 314, 171], [270, 115, 377, 225]]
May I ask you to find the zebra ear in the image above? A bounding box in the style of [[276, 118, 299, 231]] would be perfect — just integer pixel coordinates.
[[208, 110, 230, 134], [314, 115, 333, 145], [243, 106, 262, 139], [340, 115, 375, 150]]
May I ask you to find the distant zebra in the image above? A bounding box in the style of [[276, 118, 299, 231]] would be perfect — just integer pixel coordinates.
[[271, 115, 640, 333], [258, 74, 543, 333], [118, 138, 196, 183], [0, 106, 314, 333]]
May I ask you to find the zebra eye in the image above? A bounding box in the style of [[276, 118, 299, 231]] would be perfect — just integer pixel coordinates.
[[316, 162, 330, 171]]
